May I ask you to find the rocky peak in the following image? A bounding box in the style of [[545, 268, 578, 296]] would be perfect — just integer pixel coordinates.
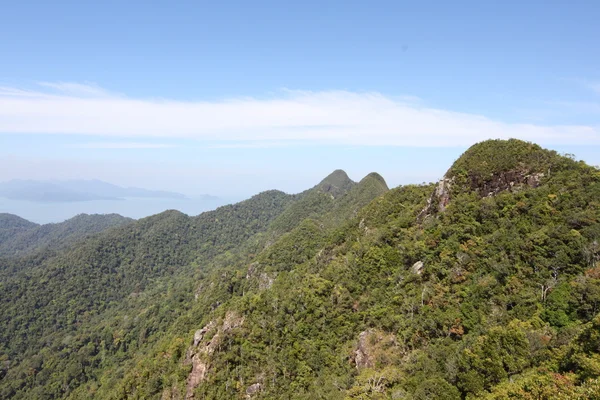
[[419, 139, 559, 218]]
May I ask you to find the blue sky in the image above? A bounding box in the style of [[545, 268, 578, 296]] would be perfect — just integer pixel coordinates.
[[1, 0, 599, 198]]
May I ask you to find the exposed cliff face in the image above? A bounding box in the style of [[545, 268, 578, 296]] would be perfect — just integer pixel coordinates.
[[418, 177, 453, 219], [183, 312, 244, 399], [419, 139, 556, 219], [478, 170, 544, 197], [353, 330, 400, 370], [419, 170, 545, 219]]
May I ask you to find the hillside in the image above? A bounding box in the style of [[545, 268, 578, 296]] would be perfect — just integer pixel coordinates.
[[0, 213, 38, 243], [0, 213, 134, 258], [0, 174, 389, 399], [1, 140, 600, 399]]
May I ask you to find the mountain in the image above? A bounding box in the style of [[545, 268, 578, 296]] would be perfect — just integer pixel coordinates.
[[0, 213, 38, 243], [1, 140, 600, 399], [0, 213, 134, 258], [313, 169, 357, 198], [56, 180, 188, 200], [266, 169, 383, 234], [0, 179, 188, 202]]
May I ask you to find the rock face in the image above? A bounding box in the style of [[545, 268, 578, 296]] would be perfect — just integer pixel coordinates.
[[354, 331, 374, 369], [418, 177, 453, 219], [434, 178, 453, 213], [246, 262, 274, 291], [353, 330, 400, 370], [419, 171, 545, 220], [258, 272, 274, 290], [412, 261, 424, 275], [418, 139, 557, 220], [184, 312, 244, 399], [245, 383, 262, 398], [186, 356, 209, 398], [478, 171, 544, 198], [193, 326, 208, 347]]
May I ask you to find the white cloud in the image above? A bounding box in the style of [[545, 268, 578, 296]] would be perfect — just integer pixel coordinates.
[[0, 82, 598, 146], [38, 81, 115, 98]]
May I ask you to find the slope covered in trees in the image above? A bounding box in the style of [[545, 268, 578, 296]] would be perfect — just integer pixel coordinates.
[[0, 172, 388, 399], [1, 140, 600, 399], [0, 213, 134, 258]]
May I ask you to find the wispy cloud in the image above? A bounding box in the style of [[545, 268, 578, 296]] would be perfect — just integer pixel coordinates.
[[38, 81, 115, 98], [0, 82, 598, 146]]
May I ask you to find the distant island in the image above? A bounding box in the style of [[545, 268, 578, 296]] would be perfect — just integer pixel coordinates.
[[0, 179, 191, 202]]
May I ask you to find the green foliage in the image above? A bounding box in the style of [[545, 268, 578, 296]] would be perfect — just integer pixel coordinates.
[[0, 213, 132, 258], [448, 139, 557, 182], [2, 142, 600, 399], [0, 190, 293, 398], [0, 213, 38, 243]]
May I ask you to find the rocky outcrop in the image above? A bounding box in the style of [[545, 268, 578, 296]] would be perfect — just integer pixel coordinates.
[[246, 262, 274, 291], [258, 273, 274, 290], [477, 171, 544, 198], [245, 383, 262, 398], [434, 178, 453, 212], [186, 356, 208, 398], [411, 261, 424, 275], [418, 177, 453, 220], [246, 262, 259, 280], [184, 312, 244, 399], [354, 331, 374, 369], [419, 170, 545, 220], [353, 330, 399, 370]]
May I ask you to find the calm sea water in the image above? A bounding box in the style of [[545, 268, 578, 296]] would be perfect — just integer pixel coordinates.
[[0, 197, 228, 224]]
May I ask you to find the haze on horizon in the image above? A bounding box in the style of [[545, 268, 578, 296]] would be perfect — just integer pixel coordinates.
[[1, 1, 600, 221]]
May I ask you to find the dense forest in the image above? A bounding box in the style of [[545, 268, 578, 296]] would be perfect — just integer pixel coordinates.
[[1, 139, 600, 399], [0, 213, 133, 258]]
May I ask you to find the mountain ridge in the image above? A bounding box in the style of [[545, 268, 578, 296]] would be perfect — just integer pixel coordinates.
[[1, 140, 600, 399], [0, 213, 133, 258]]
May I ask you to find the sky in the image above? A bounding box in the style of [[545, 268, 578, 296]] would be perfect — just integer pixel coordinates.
[[1, 0, 600, 202]]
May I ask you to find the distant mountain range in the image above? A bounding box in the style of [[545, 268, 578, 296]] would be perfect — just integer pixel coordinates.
[[0, 179, 192, 202]]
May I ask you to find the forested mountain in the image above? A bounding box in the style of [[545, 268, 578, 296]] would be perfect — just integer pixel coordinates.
[[0, 214, 38, 244], [0, 213, 133, 258], [1, 139, 600, 399]]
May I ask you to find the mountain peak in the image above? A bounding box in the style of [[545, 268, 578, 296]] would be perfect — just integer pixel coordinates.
[[316, 169, 356, 198], [447, 139, 557, 181], [443, 138, 565, 197], [420, 139, 567, 217], [0, 213, 38, 229], [359, 172, 388, 189]]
